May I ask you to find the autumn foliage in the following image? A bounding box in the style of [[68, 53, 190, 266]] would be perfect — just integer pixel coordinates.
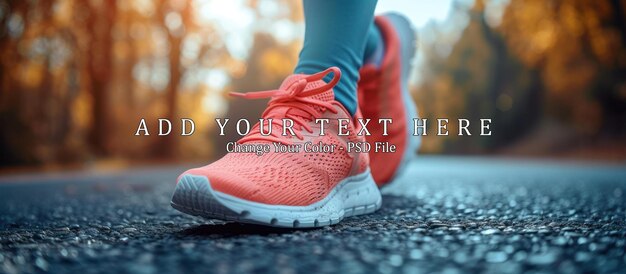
[[0, 0, 625, 167], [416, 0, 626, 156]]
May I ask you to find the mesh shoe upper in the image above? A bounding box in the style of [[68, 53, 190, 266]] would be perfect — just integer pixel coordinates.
[[182, 67, 370, 206]]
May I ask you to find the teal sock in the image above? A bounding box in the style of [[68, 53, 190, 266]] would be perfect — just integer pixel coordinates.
[[363, 23, 384, 68], [295, 0, 378, 116]]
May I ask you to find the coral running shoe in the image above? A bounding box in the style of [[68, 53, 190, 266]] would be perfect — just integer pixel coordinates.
[[358, 13, 420, 187], [171, 67, 382, 228]]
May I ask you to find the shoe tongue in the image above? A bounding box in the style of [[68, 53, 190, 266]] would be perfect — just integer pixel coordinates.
[[278, 74, 335, 102], [241, 74, 336, 144], [259, 74, 335, 128]]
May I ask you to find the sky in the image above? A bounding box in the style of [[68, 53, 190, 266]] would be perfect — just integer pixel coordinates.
[[375, 0, 454, 30]]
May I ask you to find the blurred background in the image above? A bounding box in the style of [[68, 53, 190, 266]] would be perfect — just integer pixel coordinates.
[[1, 0, 625, 171]]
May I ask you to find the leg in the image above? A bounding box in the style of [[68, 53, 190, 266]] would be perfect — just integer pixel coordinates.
[[363, 22, 384, 68], [295, 0, 378, 115]]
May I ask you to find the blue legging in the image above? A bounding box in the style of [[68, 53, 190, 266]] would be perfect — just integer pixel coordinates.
[[295, 0, 382, 115]]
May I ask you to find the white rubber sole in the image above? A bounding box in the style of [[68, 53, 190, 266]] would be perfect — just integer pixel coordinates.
[[170, 170, 382, 228]]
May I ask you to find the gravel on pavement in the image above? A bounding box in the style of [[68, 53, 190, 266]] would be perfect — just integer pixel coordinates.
[[1, 156, 625, 274]]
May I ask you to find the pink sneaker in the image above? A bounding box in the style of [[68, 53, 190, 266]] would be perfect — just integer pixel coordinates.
[[171, 67, 382, 228], [358, 14, 420, 187]]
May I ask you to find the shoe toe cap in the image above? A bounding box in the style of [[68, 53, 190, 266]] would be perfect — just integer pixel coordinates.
[[179, 168, 267, 203]]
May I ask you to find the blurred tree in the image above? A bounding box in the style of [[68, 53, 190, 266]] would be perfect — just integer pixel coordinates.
[[416, 0, 625, 155], [0, 0, 237, 167], [83, 0, 116, 156], [501, 0, 626, 135], [153, 0, 193, 158], [0, 1, 35, 165], [416, 0, 540, 153]]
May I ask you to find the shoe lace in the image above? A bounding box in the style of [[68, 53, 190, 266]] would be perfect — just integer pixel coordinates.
[[229, 67, 341, 144]]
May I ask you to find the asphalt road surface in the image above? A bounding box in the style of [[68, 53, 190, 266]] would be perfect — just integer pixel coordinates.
[[1, 156, 625, 274]]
